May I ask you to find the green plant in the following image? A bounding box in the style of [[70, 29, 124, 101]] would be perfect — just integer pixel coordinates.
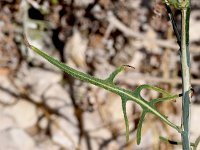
[[163, 0, 192, 149], [25, 38, 181, 144], [25, 0, 199, 149], [163, 0, 189, 9]]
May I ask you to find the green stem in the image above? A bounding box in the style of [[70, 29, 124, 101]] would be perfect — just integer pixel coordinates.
[[180, 6, 191, 150]]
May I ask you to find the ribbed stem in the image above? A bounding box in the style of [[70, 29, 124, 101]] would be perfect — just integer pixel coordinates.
[[180, 7, 191, 150]]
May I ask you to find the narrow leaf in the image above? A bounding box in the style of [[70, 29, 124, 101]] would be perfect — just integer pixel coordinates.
[[136, 111, 146, 145], [121, 97, 129, 142]]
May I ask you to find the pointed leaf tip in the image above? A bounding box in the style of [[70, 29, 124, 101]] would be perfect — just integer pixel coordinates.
[[105, 66, 124, 83], [121, 99, 130, 143], [136, 111, 146, 145], [105, 65, 134, 83]]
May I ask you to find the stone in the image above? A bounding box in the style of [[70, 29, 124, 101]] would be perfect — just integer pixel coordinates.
[[0, 112, 15, 131], [51, 117, 78, 149], [3, 100, 37, 128], [0, 128, 35, 150], [0, 76, 18, 104]]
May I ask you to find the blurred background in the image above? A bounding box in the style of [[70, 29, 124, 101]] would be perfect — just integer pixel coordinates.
[[0, 0, 200, 150]]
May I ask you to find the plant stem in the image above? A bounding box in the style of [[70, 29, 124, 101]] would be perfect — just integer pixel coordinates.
[[180, 5, 191, 150]]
